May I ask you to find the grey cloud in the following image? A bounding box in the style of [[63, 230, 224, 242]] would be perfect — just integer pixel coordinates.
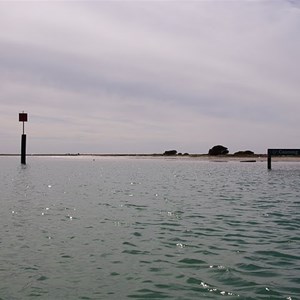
[[1, 1, 300, 153]]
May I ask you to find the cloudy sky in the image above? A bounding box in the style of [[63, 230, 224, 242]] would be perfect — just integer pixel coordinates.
[[1, 1, 299, 154]]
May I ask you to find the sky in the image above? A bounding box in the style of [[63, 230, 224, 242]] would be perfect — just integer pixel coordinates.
[[1, 0, 299, 154]]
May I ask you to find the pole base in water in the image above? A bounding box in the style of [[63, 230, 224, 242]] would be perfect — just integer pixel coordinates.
[[21, 134, 26, 165]]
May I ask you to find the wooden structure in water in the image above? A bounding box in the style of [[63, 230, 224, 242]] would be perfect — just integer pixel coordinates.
[[19, 112, 28, 165], [267, 149, 300, 169]]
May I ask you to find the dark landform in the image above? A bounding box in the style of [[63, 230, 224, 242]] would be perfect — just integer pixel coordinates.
[[1, 145, 299, 159], [0, 153, 267, 158]]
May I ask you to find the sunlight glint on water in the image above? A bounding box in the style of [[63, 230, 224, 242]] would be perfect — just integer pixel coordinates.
[[0, 157, 299, 299]]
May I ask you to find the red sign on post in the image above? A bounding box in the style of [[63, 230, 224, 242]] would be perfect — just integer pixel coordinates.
[[19, 113, 28, 122]]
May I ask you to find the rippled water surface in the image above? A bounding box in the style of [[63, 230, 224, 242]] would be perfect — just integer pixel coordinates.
[[1, 156, 300, 299]]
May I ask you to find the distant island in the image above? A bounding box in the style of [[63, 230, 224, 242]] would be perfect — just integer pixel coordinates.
[[1, 144, 300, 160], [0, 152, 267, 157]]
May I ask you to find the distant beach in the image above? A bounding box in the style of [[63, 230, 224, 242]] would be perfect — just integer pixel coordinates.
[[1, 153, 300, 162]]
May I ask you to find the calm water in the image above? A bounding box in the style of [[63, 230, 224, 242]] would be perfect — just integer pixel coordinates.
[[0, 157, 300, 300]]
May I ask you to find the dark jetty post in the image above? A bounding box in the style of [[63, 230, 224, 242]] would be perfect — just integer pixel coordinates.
[[19, 112, 28, 165], [267, 149, 272, 170]]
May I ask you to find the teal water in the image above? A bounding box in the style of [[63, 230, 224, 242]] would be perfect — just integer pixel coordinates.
[[0, 157, 299, 299]]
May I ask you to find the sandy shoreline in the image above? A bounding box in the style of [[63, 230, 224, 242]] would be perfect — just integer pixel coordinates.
[[1, 153, 300, 162]]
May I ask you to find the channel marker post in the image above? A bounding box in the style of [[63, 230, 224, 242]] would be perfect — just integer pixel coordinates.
[[19, 112, 28, 165]]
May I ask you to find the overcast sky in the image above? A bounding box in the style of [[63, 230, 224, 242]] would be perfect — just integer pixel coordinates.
[[1, 1, 299, 154]]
